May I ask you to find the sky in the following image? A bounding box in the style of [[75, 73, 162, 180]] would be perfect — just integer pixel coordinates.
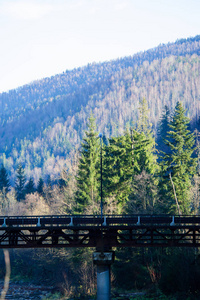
[[0, 0, 199, 93]]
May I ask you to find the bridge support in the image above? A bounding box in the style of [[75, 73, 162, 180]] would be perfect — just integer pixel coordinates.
[[93, 251, 115, 300]]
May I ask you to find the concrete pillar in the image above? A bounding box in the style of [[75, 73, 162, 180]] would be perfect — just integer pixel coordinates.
[[93, 252, 114, 300], [96, 264, 110, 300]]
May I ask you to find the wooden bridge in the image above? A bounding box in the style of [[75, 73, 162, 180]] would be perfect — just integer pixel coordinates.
[[1, 214, 200, 249]]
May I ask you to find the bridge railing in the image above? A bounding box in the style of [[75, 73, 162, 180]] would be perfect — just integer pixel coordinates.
[[0, 215, 102, 227], [0, 215, 200, 228]]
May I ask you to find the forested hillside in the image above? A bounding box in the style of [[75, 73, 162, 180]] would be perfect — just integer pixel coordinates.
[[0, 35, 200, 183]]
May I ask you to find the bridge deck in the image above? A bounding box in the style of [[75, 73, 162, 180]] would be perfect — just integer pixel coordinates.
[[0, 215, 200, 248]]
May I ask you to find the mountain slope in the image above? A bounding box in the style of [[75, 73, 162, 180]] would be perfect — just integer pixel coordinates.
[[0, 35, 200, 183]]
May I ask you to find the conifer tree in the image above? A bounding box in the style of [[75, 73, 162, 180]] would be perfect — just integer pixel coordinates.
[[104, 133, 132, 212], [0, 164, 10, 194], [134, 98, 158, 175], [128, 129, 158, 213], [156, 105, 171, 155], [25, 177, 35, 195], [37, 177, 44, 195], [132, 130, 157, 175], [76, 114, 100, 213], [15, 164, 26, 201], [103, 98, 158, 214], [158, 102, 197, 214], [128, 98, 158, 213]]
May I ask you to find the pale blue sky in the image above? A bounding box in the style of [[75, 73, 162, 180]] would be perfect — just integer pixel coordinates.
[[0, 0, 199, 93]]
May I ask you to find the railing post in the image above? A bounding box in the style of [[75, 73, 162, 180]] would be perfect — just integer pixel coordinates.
[[2, 218, 7, 227], [136, 216, 140, 225], [37, 217, 41, 227], [69, 217, 74, 226], [102, 216, 107, 226], [170, 216, 175, 226]]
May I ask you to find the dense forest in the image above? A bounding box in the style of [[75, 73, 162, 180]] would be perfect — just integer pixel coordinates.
[[1, 99, 198, 216], [0, 35, 200, 185], [1, 35, 200, 299]]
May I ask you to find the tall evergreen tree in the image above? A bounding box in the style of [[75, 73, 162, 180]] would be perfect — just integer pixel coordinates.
[[127, 129, 158, 213], [25, 177, 35, 195], [0, 164, 10, 194], [134, 98, 158, 175], [104, 133, 132, 212], [128, 98, 158, 213], [132, 130, 158, 175], [15, 164, 26, 201], [156, 105, 171, 155], [37, 177, 44, 195], [76, 114, 100, 213], [158, 102, 197, 214]]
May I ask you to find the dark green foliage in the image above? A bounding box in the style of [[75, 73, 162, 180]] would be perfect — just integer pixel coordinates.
[[76, 115, 100, 213], [133, 98, 158, 176], [37, 177, 44, 195], [0, 164, 10, 194], [158, 102, 197, 214], [127, 129, 158, 214], [25, 177, 35, 195], [132, 130, 158, 176], [15, 164, 26, 201], [103, 133, 133, 212], [157, 105, 171, 156], [127, 99, 158, 214]]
